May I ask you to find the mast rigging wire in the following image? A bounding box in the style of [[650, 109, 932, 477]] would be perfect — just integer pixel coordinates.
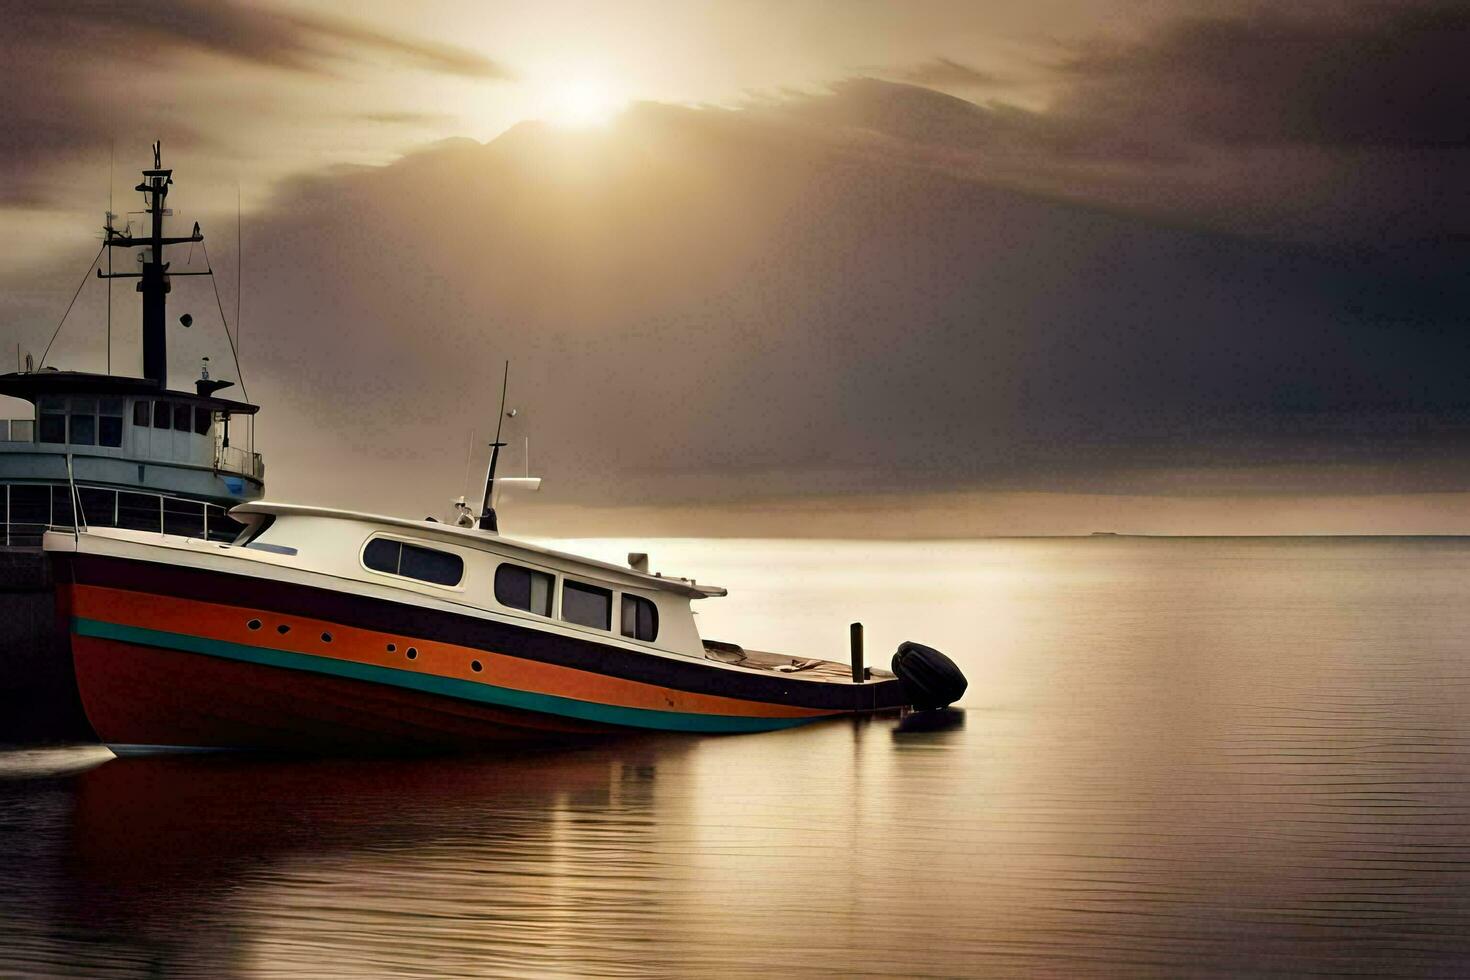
[[201, 241, 249, 403], [107, 139, 113, 374], [38, 243, 107, 371]]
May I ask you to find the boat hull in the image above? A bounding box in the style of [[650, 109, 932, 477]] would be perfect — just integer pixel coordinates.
[[55, 551, 903, 751]]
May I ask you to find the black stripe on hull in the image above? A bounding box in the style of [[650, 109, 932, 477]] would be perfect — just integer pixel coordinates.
[[54, 553, 908, 712]]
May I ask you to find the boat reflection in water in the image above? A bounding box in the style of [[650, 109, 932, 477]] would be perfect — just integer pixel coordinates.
[[6, 738, 695, 978]]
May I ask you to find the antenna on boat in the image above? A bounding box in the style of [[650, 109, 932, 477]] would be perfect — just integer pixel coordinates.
[[97, 140, 204, 388], [478, 361, 512, 532]]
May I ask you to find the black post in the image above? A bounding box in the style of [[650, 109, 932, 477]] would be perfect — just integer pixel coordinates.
[[140, 143, 170, 386], [850, 622, 864, 683]]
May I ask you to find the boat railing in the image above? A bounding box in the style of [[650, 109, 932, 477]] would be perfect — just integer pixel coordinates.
[[0, 419, 35, 442], [0, 482, 245, 548], [214, 443, 264, 480]]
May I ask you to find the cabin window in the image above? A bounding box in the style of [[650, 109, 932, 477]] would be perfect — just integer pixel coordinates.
[[133, 400, 150, 427], [621, 594, 659, 642], [193, 406, 212, 435], [68, 414, 95, 446], [362, 537, 464, 587], [99, 399, 123, 447], [562, 580, 612, 631], [38, 397, 65, 444], [153, 400, 171, 429], [172, 403, 191, 432], [494, 563, 554, 617]]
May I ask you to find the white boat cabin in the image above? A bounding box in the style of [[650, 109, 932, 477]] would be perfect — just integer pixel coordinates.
[[220, 502, 724, 660]]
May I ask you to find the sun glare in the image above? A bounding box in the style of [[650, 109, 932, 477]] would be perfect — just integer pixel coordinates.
[[543, 77, 626, 128]]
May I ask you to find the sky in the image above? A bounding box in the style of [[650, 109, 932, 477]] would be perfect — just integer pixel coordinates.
[[0, 0, 1466, 535]]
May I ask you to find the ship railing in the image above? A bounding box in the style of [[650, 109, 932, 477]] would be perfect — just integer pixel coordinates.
[[214, 444, 264, 480], [0, 419, 35, 442], [0, 483, 245, 548]]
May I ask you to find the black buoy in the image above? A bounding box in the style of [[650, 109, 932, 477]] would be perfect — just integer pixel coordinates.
[[891, 641, 967, 710]]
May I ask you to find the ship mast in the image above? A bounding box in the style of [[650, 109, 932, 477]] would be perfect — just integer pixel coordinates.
[[97, 141, 205, 389]]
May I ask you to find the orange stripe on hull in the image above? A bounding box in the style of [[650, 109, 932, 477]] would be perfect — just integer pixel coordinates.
[[72, 635, 615, 751], [64, 584, 837, 721]]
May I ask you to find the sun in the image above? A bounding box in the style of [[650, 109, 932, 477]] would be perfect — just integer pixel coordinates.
[[543, 77, 626, 128]]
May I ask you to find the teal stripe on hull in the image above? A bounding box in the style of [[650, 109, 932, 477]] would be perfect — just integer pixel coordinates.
[[73, 617, 819, 735]]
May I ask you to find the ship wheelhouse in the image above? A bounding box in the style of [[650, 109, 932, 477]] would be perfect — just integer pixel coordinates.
[[0, 371, 262, 547], [0, 142, 264, 549]]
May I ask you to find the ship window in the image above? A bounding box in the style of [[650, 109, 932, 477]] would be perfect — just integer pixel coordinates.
[[133, 400, 150, 427], [362, 537, 463, 586], [153, 400, 171, 429], [194, 406, 212, 435], [562, 580, 612, 631], [364, 537, 401, 574], [494, 563, 554, 616], [173, 403, 191, 432], [99, 400, 123, 447], [400, 544, 463, 585], [38, 411, 65, 444], [68, 414, 95, 446], [621, 594, 659, 642]]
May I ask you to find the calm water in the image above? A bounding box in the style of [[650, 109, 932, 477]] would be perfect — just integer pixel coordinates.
[[4, 537, 1470, 978]]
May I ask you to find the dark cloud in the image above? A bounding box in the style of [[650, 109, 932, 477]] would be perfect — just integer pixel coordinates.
[[1056, 4, 1470, 149], [771, 3, 1468, 245], [100, 98, 1459, 525], [0, 0, 508, 206], [1, 1, 510, 78], [892, 57, 1004, 90]]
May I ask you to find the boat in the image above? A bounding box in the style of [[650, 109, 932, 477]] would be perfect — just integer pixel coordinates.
[[46, 361, 965, 751], [1, 144, 264, 741], [49, 485, 972, 751]]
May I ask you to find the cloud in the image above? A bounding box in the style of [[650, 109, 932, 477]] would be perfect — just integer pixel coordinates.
[[892, 57, 1004, 90], [1055, 4, 1470, 149], [2, 0, 510, 78], [765, 3, 1468, 246], [0, 0, 509, 207], [359, 111, 460, 128], [107, 100, 1458, 526]]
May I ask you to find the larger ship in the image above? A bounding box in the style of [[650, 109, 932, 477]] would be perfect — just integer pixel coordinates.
[[1, 145, 263, 740]]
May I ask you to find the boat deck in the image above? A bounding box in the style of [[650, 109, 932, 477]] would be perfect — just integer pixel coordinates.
[[703, 640, 894, 684]]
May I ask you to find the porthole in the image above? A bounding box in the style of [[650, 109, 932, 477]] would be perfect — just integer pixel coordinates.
[[387, 642, 397, 653], [406, 647, 418, 660], [247, 619, 262, 631], [471, 660, 483, 673], [321, 632, 333, 643], [277, 624, 291, 634]]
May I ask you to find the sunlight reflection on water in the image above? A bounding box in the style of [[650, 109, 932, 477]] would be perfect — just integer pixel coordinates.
[[3, 538, 1470, 977]]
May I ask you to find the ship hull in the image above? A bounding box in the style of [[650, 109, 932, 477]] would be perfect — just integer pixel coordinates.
[[55, 551, 902, 752], [0, 550, 93, 743]]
